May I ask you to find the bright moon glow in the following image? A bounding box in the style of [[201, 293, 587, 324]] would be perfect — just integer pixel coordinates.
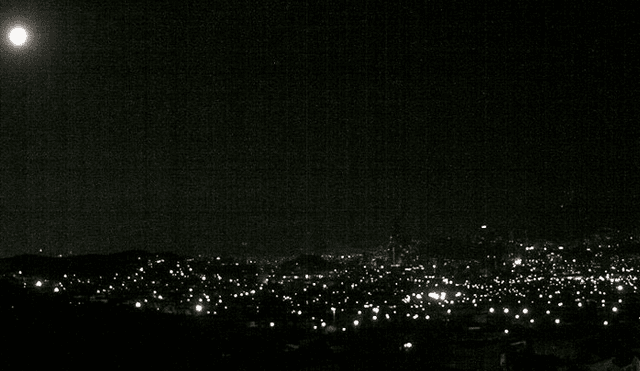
[[9, 27, 28, 46]]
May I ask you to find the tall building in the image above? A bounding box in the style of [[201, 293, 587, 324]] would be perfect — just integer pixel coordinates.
[[387, 235, 400, 266]]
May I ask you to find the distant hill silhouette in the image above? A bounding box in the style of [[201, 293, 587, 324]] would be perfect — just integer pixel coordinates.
[[278, 254, 333, 275], [0, 250, 183, 277]]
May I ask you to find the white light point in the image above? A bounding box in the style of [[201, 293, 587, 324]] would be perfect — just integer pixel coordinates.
[[9, 27, 28, 46]]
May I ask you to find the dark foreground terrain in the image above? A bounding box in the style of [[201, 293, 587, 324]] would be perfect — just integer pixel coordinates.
[[0, 278, 447, 370], [2, 279, 639, 371]]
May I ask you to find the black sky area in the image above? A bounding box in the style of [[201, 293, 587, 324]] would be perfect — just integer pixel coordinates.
[[1, 1, 639, 257]]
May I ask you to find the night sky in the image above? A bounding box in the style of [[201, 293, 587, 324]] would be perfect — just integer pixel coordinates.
[[1, 1, 639, 257]]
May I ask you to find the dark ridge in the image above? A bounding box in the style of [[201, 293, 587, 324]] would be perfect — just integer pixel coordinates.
[[0, 249, 184, 277], [278, 254, 334, 275]]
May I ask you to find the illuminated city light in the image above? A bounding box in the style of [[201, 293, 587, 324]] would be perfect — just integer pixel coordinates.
[[135, 302, 142, 308], [522, 308, 528, 314], [555, 319, 560, 324], [353, 320, 359, 326], [35, 281, 42, 287], [404, 342, 413, 349], [195, 304, 203, 312]]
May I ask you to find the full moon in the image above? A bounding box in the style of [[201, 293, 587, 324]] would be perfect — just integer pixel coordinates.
[[9, 27, 28, 46]]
